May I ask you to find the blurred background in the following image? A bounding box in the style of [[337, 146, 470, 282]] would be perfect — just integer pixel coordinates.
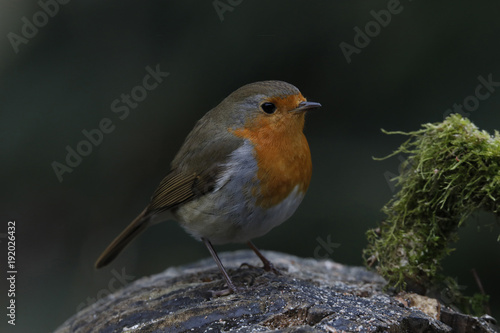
[[1, 0, 499, 331]]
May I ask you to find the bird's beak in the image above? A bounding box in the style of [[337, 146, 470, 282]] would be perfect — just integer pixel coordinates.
[[291, 101, 322, 113]]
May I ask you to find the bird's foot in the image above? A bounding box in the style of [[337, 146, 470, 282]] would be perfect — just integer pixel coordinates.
[[240, 262, 281, 275], [209, 285, 245, 297]]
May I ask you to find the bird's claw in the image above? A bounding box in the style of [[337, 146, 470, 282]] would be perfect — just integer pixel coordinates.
[[240, 262, 281, 275]]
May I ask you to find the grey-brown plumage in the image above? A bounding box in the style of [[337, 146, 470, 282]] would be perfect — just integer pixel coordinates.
[[94, 81, 320, 295], [95, 81, 292, 268]]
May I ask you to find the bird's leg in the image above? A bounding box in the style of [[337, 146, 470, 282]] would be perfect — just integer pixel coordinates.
[[245, 241, 281, 275], [202, 237, 239, 296]]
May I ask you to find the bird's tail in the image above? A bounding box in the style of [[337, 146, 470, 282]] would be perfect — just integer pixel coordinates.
[[95, 207, 150, 269]]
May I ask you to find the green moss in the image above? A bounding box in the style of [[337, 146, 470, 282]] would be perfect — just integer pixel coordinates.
[[364, 114, 499, 313]]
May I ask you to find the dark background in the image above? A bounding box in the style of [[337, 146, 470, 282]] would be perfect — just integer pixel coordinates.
[[1, 1, 499, 332]]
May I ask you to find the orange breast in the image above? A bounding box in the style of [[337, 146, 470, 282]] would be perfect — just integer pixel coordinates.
[[231, 97, 312, 208]]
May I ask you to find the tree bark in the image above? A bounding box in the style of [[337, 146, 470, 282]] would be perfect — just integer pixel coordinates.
[[55, 251, 498, 333]]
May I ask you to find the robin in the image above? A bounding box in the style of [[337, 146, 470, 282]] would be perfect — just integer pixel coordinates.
[[95, 80, 320, 294]]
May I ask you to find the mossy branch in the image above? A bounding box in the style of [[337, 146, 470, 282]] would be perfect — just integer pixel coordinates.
[[364, 114, 500, 313]]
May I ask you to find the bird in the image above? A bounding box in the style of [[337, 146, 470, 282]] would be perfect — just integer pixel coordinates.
[[95, 80, 320, 294]]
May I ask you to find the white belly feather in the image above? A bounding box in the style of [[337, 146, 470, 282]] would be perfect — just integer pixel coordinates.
[[173, 141, 305, 244]]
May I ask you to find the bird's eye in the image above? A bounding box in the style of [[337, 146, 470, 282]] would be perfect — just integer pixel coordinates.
[[261, 102, 277, 114]]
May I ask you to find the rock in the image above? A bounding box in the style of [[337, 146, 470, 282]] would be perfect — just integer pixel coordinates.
[[55, 251, 498, 333]]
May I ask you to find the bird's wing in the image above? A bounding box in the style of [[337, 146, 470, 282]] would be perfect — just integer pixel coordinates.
[[147, 117, 244, 213], [95, 116, 244, 269], [147, 167, 220, 213]]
